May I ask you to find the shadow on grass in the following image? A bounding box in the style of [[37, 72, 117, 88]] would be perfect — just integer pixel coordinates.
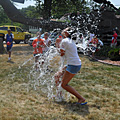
[[13, 52, 33, 56], [79, 53, 97, 62], [12, 46, 33, 56], [56, 101, 90, 117], [7, 60, 15, 64], [12, 46, 33, 52], [88, 57, 97, 62]]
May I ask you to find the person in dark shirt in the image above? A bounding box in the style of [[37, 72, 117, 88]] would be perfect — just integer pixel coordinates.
[[5, 29, 14, 60]]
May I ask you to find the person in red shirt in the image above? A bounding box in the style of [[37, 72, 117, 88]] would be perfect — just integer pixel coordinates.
[[111, 30, 118, 47], [32, 32, 46, 70]]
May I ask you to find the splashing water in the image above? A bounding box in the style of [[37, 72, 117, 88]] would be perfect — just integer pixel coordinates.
[[16, 46, 70, 102], [68, 10, 103, 55], [9, 9, 104, 102]]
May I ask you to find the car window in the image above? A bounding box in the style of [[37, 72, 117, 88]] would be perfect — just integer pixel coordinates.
[[0, 27, 8, 30], [16, 27, 23, 32], [10, 27, 15, 32]]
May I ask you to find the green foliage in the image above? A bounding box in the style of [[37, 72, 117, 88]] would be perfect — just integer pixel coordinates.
[[0, 5, 35, 29], [108, 47, 120, 61], [51, 0, 68, 18], [0, 6, 11, 25], [51, 0, 90, 19], [95, 45, 112, 58], [20, 6, 40, 18], [0, 0, 93, 24], [115, 8, 120, 15], [95, 45, 120, 61], [0, 0, 95, 26], [35, 0, 44, 17], [0, 5, 23, 27]]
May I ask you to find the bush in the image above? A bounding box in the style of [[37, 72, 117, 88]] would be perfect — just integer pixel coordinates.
[[95, 45, 112, 58], [108, 48, 120, 61]]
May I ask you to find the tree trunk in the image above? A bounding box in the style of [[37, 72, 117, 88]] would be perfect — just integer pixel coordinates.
[[43, 0, 52, 19], [0, 0, 66, 30]]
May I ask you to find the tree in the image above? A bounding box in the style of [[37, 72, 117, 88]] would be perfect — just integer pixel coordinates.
[[34, 0, 52, 19], [0, 37, 6, 54], [0, 6, 11, 25], [43, 0, 52, 19], [51, 0, 89, 19], [20, 6, 39, 18], [116, 7, 120, 15], [0, 0, 66, 54], [34, 0, 44, 18], [0, 0, 66, 30]]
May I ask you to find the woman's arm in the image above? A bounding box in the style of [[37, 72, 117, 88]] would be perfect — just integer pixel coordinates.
[[59, 49, 65, 56]]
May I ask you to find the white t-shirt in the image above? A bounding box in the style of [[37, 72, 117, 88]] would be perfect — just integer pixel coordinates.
[[4, 34, 14, 39], [60, 37, 81, 66], [89, 33, 94, 42], [42, 38, 51, 52]]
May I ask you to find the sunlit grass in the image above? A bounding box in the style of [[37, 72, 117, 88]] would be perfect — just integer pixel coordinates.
[[0, 44, 120, 120]]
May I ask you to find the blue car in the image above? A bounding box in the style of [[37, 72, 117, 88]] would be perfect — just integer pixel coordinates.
[[28, 37, 37, 46], [28, 33, 45, 46]]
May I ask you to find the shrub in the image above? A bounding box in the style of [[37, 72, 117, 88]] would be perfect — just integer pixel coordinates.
[[108, 47, 120, 61], [95, 45, 112, 58]]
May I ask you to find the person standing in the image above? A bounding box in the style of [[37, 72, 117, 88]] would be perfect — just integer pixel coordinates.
[[90, 35, 99, 58], [42, 32, 51, 54], [5, 29, 14, 61], [32, 31, 46, 70], [54, 27, 87, 104], [55, 36, 62, 48], [111, 30, 118, 47], [89, 31, 95, 42]]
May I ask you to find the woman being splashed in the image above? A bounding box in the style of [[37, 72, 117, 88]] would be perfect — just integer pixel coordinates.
[[54, 27, 87, 105]]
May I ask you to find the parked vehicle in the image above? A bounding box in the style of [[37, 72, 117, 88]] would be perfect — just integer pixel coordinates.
[[28, 37, 37, 46], [0, 25, 31, 44], [28, 31, 59, 47]]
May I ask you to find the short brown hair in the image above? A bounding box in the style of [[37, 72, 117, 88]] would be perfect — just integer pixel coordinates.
[[44, 32, 49, 36], [36, 31, 41, 36]]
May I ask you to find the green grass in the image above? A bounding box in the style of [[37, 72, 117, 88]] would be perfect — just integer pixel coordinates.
[[0, 44, 120, 120]]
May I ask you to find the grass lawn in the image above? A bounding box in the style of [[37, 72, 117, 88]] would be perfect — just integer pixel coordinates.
[[0, 44, 120, 120]]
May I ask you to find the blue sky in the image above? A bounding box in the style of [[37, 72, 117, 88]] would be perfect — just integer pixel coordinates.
[[15, 0, 120, 9], [110, 0, 120, 8]]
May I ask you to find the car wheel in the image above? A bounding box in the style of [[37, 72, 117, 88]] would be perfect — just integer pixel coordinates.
[[14, 40, 20, 44], [24, 38, 29, 44]]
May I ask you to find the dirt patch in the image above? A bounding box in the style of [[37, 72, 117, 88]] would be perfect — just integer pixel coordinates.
[[95, 56, 120, 66], [99, 59, 120, 66]]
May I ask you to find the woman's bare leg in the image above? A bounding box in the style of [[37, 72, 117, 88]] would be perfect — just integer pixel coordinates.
[[35, 56, 39, 70], [61, 70, 85, 103], [54, 67, 66, 97]]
